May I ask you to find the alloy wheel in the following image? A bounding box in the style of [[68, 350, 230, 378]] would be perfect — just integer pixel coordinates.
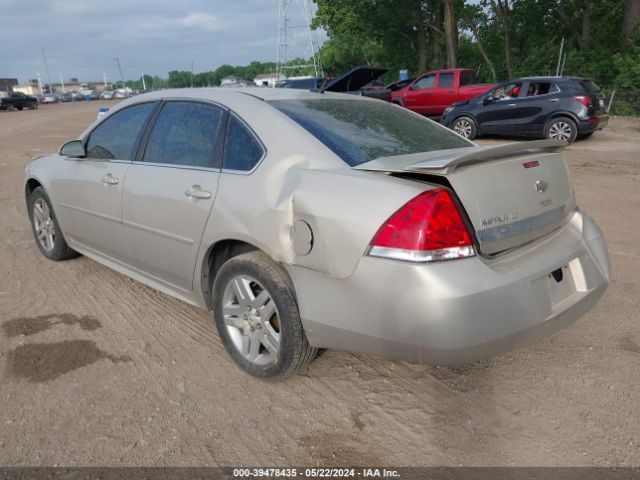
[[454, 119, 473, 138], [32, 198, 55, 252], [548, 121, 573, 141], [222, 275, 281, 366]]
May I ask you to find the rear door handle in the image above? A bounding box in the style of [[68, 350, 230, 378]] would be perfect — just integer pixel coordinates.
[[101, 174, 119, 185], [184, 186, 212, 200], [550, 98, 560, 102], [507, 103, 517, 107]]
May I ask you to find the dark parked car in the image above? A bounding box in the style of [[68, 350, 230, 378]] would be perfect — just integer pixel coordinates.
[[275, 67, 387, 94], [0, 92, 38, 111], [361, 77, 415, 102], [440, 76, 608, 142]]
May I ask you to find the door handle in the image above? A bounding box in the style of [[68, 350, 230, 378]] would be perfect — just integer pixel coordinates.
[[447, 91, 454, 94], [550, 98, 559, 102], [101, 174, 119, 185], [507, 103, 517, 107], [184, 186, 212, 200]]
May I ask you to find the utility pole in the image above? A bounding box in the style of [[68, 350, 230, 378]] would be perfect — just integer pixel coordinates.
[[103, 72, 108, 89], [115, 58, 125, 90], [59, 73, 65, 94], [190, 60, 194, 88], [276, 0, 322, 81], [142, 73, 146, 91], [36, 71, 44, 96], [41, 48, 53, 93]]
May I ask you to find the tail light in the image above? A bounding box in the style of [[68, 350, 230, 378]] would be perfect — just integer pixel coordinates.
[[368, 188, 475, 262], [574, 95, 593, 109]]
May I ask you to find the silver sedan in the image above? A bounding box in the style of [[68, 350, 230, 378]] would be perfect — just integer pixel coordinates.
[[24, 88, 610, 377]]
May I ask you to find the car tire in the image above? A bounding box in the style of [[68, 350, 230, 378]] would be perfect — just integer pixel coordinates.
[[212, 251, 317, 378], [28, 187, 78, 261], [545, 117, 578, 143], [452, 116, 478, 140], [16, 106, 23, 111], [8, 104, 15, 111]]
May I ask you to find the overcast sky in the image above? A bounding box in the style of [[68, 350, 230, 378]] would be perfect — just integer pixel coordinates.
[[0, 0, 326, 85]]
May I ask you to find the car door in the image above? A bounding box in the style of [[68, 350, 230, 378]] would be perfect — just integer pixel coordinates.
[[402, 74, 437, 114], [474, 81, 523, 134], [512, 81, 561, 135], [52, 101, 158, 259], [432, 71, 457, 113], [121, 100, 226, 291]]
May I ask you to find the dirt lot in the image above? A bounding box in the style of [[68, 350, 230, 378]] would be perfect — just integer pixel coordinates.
[[0, 102, 638, 467]]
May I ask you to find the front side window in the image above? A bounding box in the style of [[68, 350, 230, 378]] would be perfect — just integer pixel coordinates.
[[223, 114, 264, 172], [86, 102, 156, 160], [143, 101, 225, 168], [269, 99, 471, 167], [438, 73, 454, 88], [490, 82, 523, 100], [413, 74, 435, 90]]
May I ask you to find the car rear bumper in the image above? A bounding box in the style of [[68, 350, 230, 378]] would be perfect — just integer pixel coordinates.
[[290, 209, 610, 364], [579, 113, 609, 134]]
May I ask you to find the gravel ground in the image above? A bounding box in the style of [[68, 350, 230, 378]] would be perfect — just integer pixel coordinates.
[[0, 101, 638, 467]]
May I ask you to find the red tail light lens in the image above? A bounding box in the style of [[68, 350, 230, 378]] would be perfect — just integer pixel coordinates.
[[368, 189, 475, 262], [574, 95, 593, 109]]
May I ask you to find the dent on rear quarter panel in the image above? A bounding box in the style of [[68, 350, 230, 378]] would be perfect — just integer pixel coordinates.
[[193, 93, 430, 285]]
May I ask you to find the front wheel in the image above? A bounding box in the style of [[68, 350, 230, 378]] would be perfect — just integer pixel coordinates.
[[212, 251, 317, 377], [28, 187, 78, 261], [545, 117, 577, 143], [452, 116, 478, 140]]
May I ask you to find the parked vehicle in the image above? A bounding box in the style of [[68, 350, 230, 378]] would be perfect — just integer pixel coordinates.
[[100, 91, 114, 100], [440, 76, 609, 142], [60, 93, 74, 102], [0, 91, 38, 110], [391, 68, 495, 115], [42, 94, 58, 104], [24, 88, 609, 377], [361, 77, 415, 102], [275, 66, 387, 94]]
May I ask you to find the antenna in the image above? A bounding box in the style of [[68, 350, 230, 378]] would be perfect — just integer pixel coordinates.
[[276, 0, 323, 82]]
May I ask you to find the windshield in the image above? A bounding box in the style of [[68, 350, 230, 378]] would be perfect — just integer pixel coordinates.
[[268, 99, 471, 166]]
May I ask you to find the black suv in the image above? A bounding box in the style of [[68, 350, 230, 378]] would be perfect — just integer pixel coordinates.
[[440, 76, 608, 142], [0, 91, 39, 111]]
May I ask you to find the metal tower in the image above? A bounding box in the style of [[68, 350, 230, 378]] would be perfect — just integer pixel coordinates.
[[276, 0, 323, 81]]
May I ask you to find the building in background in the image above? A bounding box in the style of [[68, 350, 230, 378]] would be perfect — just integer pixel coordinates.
[[253, 73, 286, 87], [0, 78, 18, 92]]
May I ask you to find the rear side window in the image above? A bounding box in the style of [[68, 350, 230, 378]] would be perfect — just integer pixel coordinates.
[[460, 71, 476, 86], [143, 101, 225, 169], [86, 102, 156, 160], [438, 73, 454, 88], [223, 114, 264, 172], [525, 82, 557, 96], [269, 98, 471, 167], [577, 79, 600, 93]]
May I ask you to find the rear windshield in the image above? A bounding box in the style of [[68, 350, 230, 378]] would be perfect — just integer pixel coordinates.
[[268, 99, 471, 166]]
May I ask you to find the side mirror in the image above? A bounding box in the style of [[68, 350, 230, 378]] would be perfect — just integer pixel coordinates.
[[482, 96, 494, 106], [59, 140, 86, 158]]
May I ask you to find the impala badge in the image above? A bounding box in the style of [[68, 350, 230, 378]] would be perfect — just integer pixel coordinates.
[[535, 180, 548, 193]]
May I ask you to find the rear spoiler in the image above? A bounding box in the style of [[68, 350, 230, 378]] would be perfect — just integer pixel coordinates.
[[353, 139, 568, 175]]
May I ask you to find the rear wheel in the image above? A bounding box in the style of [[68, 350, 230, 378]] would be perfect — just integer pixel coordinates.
[[28, 187, 78, 261], [545, 117, 577, 143], [212, 251, 317, 377], [452, 116, 478, 140]]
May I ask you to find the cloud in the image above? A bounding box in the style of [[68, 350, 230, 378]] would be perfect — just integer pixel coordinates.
[[0, 0, 325, 84]]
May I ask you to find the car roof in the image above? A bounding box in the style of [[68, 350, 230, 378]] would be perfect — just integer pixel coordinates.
[[518, 76, 586, 82]]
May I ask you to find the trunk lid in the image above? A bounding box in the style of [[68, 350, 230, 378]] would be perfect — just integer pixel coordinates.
[[354, 140, 576, 255]]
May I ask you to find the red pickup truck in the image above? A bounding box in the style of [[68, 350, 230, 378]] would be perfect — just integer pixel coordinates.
[[390, 68, 494, 116]]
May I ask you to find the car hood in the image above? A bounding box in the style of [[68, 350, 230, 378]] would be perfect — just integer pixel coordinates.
[[323, 66, 388, 93]]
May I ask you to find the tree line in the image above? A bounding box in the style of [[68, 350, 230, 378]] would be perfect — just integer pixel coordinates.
[[124, 0, 640, 114]]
